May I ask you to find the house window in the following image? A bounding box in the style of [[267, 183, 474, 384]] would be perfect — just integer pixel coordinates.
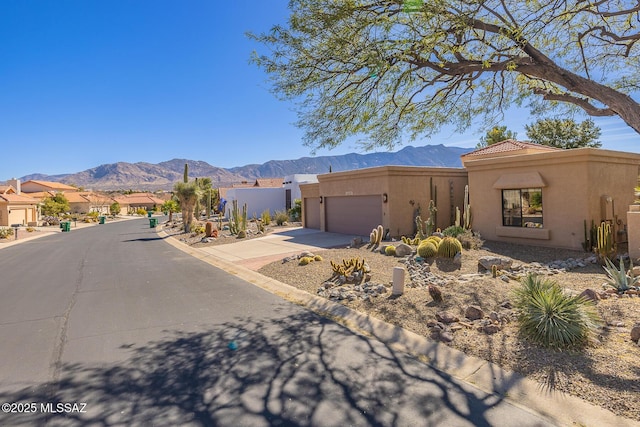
[[502, 188, 543, 228]]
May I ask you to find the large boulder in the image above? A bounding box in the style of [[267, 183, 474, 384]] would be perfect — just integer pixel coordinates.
[[478, 256, 513, 271], [394, 243, 413, 257], [464, 305, 485, 321]]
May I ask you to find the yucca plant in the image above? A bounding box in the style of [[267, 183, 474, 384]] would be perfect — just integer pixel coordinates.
[[513, 274, 602, 350], [602, 258, 639, 292]]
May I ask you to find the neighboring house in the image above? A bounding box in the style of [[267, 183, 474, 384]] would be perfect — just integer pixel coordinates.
[[283, 174, 318, 210], [113, 193, 165, 213], [20, 180, 79, 193], [301, 140, 640, 251], [224, 187, 285, 219], [300, 166, 468, 235], [0, 182, 40, 226], [461, 141, 640, 250]]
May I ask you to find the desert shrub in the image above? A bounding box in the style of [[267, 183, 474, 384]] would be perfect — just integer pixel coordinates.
[[136, 208, 147, 216], [87, 211, 100, 219], [261, 209, 271, 225], [274, 210, 289, 226], [288, 198, 302, 221], [26, 227, 36, 232], [458, 230, 484, 250], [0, 228, 14, 239], [442, 225, 465, 238], [513, 274, 601, 350], [385, 245, 396, 256], [602, 258, 639, 292], [192, 223, 205, 234]]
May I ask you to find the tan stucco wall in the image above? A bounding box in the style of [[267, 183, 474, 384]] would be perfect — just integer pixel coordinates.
[[300, 183, 320, 229], [628, 205, 640, 260], [0, 204, 38, 226], [464, 148, 640, 250], [314, 166, 468, 237]]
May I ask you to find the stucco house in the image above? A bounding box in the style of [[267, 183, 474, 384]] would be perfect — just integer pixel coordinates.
[[112, 193, 166, 213], [20, 180, 79, 193], [301, 141, 640, 251], [0, 181, 40, 226], [300, 166, 468, 236]]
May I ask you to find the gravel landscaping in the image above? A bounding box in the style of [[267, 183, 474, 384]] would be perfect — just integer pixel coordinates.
[[165, 219, 640, 422]]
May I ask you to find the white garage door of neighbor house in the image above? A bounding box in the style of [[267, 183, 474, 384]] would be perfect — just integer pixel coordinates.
[[325, 195, 382, 236], [304, 198, 321, 229]]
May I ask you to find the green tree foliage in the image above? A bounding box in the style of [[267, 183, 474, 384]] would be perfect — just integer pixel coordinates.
[[109, 202, 121, 216], [41, 193, 70, 216], [477, 126, 517, 148], [162, 199, 180, 222], [525, 118, 601, 149], [251, 1, 640, 151]]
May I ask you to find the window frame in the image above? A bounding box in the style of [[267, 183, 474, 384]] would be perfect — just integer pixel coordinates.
[[502, 188, 543, 228]]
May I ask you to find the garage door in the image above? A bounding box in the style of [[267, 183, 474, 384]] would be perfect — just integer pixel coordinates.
[[303, 197, 320, 230], [325, 195, 382, 236], [8, 208, 27, 226]]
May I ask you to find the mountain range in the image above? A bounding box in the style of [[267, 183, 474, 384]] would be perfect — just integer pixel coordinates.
[[18, 144, 472, 191]]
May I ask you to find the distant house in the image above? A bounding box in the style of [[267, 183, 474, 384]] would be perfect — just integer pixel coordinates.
[[0, 181, 40, 226], [20, 180, 79, 193], [301, 140, 640, 250], [113, 193, 165, 213]]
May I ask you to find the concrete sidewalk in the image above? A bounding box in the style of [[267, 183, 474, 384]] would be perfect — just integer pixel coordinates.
[[160, 225, 639, 427], [198, 227, 358, 270]]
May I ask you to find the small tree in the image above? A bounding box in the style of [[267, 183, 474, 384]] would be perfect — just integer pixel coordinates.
[[525, 118, 602, 149], [476, 126, 518, 148], [109, 202, 121, 217], [162, 199, 180, 222], [41, 193, 70, 217]]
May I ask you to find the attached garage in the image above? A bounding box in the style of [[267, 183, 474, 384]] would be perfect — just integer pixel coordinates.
[[303, 197, 321, 230], [325, 195, 382, 236]]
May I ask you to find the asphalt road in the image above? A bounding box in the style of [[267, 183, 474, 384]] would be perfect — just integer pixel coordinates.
[[0, 218, 555, 426]]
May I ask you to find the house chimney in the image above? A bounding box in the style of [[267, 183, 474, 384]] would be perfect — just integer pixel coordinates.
[[8, 178, 20, 194]]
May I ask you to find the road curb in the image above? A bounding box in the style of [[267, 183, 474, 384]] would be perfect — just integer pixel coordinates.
[[158, 226, 640, 427]]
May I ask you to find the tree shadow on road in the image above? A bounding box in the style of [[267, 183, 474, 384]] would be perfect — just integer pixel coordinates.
[[0, 310, 546, 427]]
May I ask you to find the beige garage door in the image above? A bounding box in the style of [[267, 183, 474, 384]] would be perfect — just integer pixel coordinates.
[[9, 208, 27, 226], [303, 197, 320, 229], [325, 195, 382, 236]]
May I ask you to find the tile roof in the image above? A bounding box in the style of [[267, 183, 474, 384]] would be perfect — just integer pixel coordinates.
[[0, 185, 15, 194], [113, 193, 165, 205], [0, 193, 40, 204], [462, 139, 560, 157], [255, 178, 284, 188], [22, 180, 79, 191]]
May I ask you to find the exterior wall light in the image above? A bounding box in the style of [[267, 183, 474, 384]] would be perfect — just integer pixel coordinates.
[[319, 196, 323, 203], [382, 193, 388, 203]]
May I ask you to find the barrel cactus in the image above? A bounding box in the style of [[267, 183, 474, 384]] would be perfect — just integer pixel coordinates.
[[299, 256, 314, 266], [426, 235, 442, 246], [417, 241, 437, 258], [385, 245, 396, 256], [437, 237, 463, 258]]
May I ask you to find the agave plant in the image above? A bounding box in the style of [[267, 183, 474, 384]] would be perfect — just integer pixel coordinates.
[[513, 274, 602, 350], [602, 258, 639, 292]]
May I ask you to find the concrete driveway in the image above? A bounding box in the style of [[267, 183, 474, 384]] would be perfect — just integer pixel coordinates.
[[198, 227, 359, 270]]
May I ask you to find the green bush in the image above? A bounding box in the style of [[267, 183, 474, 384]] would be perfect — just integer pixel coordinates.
[[136, 208, 147, 216], [274, 210, 289, 226], [0, 228, 14, 239], [443, 225, 465, 238], [288, 198, 302, 221], [513, 274, 601, 350], [261, 209, 271, 225]]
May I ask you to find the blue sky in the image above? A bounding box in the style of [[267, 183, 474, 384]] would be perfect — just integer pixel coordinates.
[[1, 1, 639, 179]]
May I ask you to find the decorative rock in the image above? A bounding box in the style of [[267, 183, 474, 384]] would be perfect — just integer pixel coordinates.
[[478, 256, 513, 271], [500, 275, 510, 283], [489, 311, 500, 323], [439, 331, 454, 342], [453, 252, 462, 266], [436, 311, 460, 324], [394, 243, 413, 257], [299, 251, 315, 258], [631, 325, 640, 343], [465, 305, 484, 321], [482, 324, 501, 334], [578, 288, 600, 302]]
